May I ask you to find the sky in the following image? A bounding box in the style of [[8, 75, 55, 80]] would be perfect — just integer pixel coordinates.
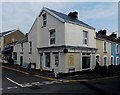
[[1, 2, 118, 35]]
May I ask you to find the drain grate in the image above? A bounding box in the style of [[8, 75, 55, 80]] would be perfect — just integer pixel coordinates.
[[28, 85, 41, 90]]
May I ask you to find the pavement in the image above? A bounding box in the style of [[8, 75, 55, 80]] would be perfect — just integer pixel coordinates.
[[1, 63, 120, 82]]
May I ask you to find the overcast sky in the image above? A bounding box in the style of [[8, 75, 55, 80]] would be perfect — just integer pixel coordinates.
[[1, 2, 118, 35]]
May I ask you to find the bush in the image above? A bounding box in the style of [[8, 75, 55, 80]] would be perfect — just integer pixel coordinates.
[[93, 64, 107, 75], [99, 65, 107, 75]]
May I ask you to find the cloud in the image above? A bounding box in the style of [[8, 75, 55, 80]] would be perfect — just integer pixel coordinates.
[[1, 2, 118, 34], [79, 3, 118, 20], [2, 2, 80, 33]]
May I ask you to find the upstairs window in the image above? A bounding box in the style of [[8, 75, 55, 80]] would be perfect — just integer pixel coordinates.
[[29, 41, 32, 54], [21, 43, 23, 52], [103, 42, 107, 53], [42, 13, 47, 26], [50, 29, 55, 45], [116, 44, 119, 54], [83, 31, 88, 45]]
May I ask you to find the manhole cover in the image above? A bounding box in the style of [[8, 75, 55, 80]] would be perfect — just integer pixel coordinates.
[[28, 85, 41, 90]]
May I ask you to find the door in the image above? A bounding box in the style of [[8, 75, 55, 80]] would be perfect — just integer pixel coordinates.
[[20, 56, 23, 66], [82, 53, 90, 69], [40, 53, 43, 70]]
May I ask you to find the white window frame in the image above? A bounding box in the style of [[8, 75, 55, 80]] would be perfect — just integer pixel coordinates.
[[83, 31, 88, 46], [116, 57, 119, 65], [42, 13, 47, 27], [21, 43, 23, 52], [29, 41, 32, 53], [49, 29, 56, 45], [96, 54, 100, 64], [110, 56, 114, 65], [103, 55, 108, 66], [116, 44, 119, 54], [103, 41, 107, 53]]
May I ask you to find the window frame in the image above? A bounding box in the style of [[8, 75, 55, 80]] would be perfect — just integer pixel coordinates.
[[42, 13, 47, 27], [49, 29, 56, 45], [111, 56, 114, 65], [116, 44, 119, 54], [29, 41, 32, 54], [96, 54, 100, 64], [83, 31, 88, 46], [103, 41, 107, 53], [116, 57, 119, 65], [21, 43, 23, 52], [103, 56, 108, 66]]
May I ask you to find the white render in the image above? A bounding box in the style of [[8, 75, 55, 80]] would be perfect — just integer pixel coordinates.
[[13, 7, 97, 73]]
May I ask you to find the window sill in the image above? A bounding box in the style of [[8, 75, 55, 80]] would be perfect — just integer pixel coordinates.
[[20, 52, 23, 54], [49, 44, 55, 46], [103, 51, 107, 53], [28, 52, 32, 54], [41, 25, 46, 28], [83, 44, 88, 47]]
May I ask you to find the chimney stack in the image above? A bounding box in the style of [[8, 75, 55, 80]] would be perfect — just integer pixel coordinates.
[[109, 32, 117, 38], [68, 11, 78, 19], [98, 29, 107, 35]]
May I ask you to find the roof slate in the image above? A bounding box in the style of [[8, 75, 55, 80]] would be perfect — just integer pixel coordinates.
[[96, 33, 120, 44], [45, 8, 95, 30], [17, 37, 28, 44], [0, 29, 16, 37]]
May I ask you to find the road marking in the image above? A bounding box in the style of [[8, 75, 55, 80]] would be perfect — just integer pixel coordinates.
[[42, 81, 51, 84], [14, 86, 18, 88], [2, 65, 29, 75], [31, 82, 40, 85], [6, 77, 23, 87], [21, 84, 33, 87], [50, 81, 58, 83], [2, 65, 120, 82], [7, 86, 18, 90], [7, 87, 13, 89]]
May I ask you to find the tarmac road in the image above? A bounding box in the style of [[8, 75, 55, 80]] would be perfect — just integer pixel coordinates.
[[1, 65, 120, 94]]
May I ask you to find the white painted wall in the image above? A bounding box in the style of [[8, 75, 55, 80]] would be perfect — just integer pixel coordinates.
[[23, 42, 29, 64], [65, 22, 96, 48], [28, 10, 65, 69], [37, 11, 65, 47], [13, 9, 96, 73], [13, 43, 21, 65]]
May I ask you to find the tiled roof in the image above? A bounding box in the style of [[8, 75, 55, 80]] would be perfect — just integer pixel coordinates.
[[17, 37, 28, 44], [0, 29, 17, 37], [45, 8, 95, 30]]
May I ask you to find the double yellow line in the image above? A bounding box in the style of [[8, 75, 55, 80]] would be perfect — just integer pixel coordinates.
[[1, 65, 119, 82]]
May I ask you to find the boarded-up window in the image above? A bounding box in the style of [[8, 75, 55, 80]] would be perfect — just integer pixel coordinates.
[[68, 55, 74, 66]]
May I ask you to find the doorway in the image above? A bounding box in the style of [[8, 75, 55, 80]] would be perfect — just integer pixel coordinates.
[[20, 56, 23, 66], [54, 53, 59, 73], [82, 53, 90, 69]]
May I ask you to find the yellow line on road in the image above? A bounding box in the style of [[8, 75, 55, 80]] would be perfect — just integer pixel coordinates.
[[1, 65, 29, 75], [1, 65, 120, 82]]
